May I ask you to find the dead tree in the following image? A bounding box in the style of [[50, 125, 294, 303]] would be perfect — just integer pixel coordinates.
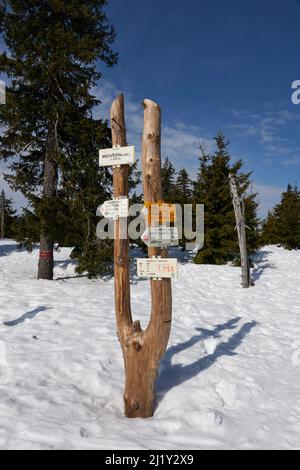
[[1, 191, 5, 239], [111, 95, 172, 418], [229, 173, 252, 288]]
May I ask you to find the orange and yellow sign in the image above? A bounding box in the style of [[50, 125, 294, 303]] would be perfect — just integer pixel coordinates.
[[143, 201, 176, 226]]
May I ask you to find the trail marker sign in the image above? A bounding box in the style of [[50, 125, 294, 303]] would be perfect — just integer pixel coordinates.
[[141, 226, 179, 248], [137, 258, 178, 279], [142, 202, 177, 225], [99, 145, 135, 167], [99, 197, 128, 220]]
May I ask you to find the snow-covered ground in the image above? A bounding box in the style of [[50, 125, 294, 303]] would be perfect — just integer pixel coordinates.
[[0, 240, 300, 450]]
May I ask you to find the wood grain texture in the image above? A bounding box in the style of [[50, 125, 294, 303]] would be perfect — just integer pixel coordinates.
[[229, 174, 252, 289], [111, 96, 172, 418]]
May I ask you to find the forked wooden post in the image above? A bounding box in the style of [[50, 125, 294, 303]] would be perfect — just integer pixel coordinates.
[[110, 95, 172, 418], [229, 173, 251, 288]]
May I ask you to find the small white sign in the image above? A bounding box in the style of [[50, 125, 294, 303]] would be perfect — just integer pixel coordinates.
[[99, 145, 135, 167], [0, 80, 6, 105], [137, 258, 178, 279], [98, 198, 128, 220], [141, 227, 179, 248]]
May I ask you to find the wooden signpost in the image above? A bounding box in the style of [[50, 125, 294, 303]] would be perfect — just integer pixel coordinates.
[[102, 94, 173, 419], [229, 173, 253, 289]]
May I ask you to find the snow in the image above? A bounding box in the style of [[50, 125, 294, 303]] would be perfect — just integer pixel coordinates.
[[0, 240, 300, 450]]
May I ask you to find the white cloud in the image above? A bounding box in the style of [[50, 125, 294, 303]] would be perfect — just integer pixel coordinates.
[[1, 80, 291, 220], [229, 107, 300, 165], [162, 124, 213, 169], [282, 156, 300, 166], [93, 80, 214, 171]]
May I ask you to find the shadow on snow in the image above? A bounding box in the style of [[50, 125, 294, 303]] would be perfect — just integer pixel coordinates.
[[251, 250, 274, 282], [156, 317, 258, 407], [3, 306, 53, 327]]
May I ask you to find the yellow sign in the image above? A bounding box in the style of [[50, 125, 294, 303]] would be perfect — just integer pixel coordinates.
[[143, 201, 176, 226]]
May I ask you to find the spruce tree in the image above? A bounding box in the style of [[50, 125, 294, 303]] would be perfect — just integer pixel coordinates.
[[262, 184, 300, 250], [14, 207, 40, 250], [0, 189, 16, 238], [175, 168, 192, 205], [193, 133, 260, 265], [161, 157, 176, 202], [0, 0, 117, 279], [175, 168, 192, 249]]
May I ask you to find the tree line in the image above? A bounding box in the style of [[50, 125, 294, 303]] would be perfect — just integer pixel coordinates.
[[0, 1, 299, 280]]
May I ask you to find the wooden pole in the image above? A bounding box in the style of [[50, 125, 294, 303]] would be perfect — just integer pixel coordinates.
[[110, 95, 172, 418], [111, 94, 132, 339], [229, 174, 251, 288]]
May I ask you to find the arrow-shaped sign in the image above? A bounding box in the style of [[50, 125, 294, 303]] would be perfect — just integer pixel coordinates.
[[98, 198, 129, 220], [141, 226, 179, 248]]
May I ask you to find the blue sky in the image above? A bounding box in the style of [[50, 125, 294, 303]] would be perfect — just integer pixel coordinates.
[[99, 0, 300, 215], [1, 0, 300, 216]]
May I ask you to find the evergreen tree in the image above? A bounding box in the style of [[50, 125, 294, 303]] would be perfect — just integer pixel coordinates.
[[0, 189, 16, 238], [175, 168, 192, 205], [13, 133, 142, 277], [161, 157, 176, 202], [174, 168, 192, 249], [193, 133, 260, 265], [13, 207, 40, 251], [262, 184, 300, 250], [243, 192, 261, 259], [0, 0, 117, 279], [68, 150, 141, 277]]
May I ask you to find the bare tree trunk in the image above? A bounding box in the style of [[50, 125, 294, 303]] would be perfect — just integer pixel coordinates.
[[229, 174, 251, 288], [38, 122, 57, 280], [111, 95, 172, 418], [1, 192, 5, 239]]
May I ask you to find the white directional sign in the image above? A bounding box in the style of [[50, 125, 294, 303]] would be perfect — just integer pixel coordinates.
[[141, 227, 179, 248], [99, 145, 135, 167], [137, 258, 178, 279], [0, 80, 5, 105], [98, 198, 128, 220]]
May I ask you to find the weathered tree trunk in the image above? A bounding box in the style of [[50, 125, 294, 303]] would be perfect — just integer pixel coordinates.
[[1, 192, 5, 239], [229, 174, 251, 288], [38, 122, 57, 280], [111, 95, 172, 418]]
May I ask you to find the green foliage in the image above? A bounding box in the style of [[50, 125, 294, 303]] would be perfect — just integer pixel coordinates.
[[161, 157, 177, 202], [0, 189, 17, 238], [174, 168, 192, 249], [13, 207, 40, 250], [0, 0, 118, 277], [71, 239, 113, 279], [193, 134, 260, 265], [261, 184, 300, 250], [175, 168, 193, 205]]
